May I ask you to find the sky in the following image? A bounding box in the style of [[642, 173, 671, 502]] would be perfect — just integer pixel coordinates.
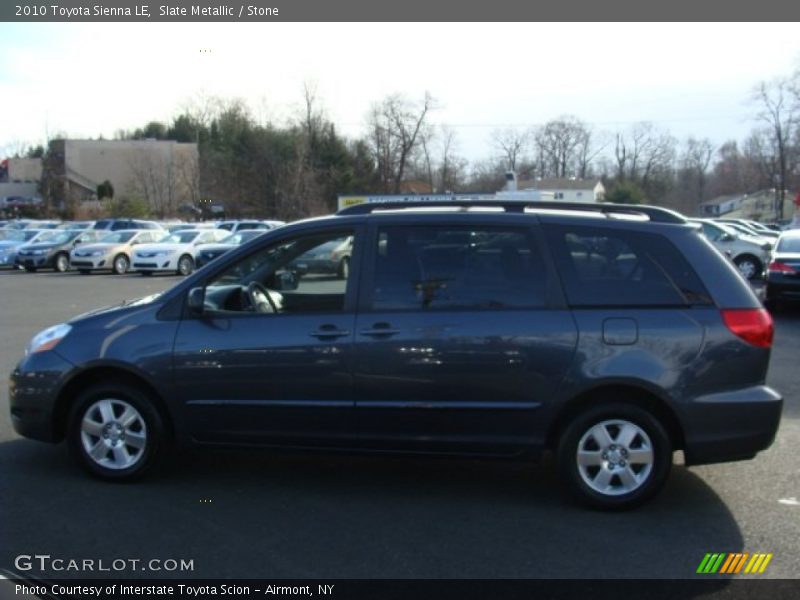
[[1, 22, 799, 164]]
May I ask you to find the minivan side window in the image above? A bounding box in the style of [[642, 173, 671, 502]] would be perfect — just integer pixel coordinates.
[[546, 225, 712, 306], [204, 230, 354, 314], [371, 226, 547, 310]]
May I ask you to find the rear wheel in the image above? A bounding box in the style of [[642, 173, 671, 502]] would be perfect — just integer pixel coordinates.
[[67, 383, 165, 481], [557, 403, 672, 510], [734, 255, 762, 280]]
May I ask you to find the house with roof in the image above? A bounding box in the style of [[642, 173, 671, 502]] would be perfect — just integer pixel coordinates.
[[700, 190, 795, 222], [512, 177, 605, 203]]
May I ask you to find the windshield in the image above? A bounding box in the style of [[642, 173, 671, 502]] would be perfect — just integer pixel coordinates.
[[777, 236, 800, 253], [164, 231, 200, 244], [100, 231, 136, 244], [35, 231, 74, 244]]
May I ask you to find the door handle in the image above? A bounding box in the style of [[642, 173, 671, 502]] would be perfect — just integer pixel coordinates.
[[310, 325, 350, 339], [360, 323, 400, 337]]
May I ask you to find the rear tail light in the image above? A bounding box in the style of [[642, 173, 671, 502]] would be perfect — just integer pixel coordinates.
[[768, 261, 796, 274], [721, 308, 774, 348]]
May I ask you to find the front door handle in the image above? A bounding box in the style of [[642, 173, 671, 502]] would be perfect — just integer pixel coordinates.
[[360, 323, 400, 337], [310, 325, 350, 339]]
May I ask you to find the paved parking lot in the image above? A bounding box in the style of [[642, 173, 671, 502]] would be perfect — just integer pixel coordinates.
[[0, 268, 798, 579]]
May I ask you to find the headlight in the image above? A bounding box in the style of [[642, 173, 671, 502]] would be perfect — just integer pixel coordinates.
[[26, 323, 72, 355]]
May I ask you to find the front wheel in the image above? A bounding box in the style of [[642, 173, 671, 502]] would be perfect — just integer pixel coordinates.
[[177, 255, 194, 276], [337, 256, 350, 279], [112, 254, 130, 275], [557, 403, 672, 510], [67, 383, 165, 481], [54, 252, 70, 273]]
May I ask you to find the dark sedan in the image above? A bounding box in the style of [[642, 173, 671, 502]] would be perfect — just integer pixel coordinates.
[[766, 230, 800, 307], [195, 230, 267, 268], [15, 230, 105, 272]]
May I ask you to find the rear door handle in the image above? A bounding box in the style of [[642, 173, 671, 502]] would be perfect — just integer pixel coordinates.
[[360, 323, 400, 337]]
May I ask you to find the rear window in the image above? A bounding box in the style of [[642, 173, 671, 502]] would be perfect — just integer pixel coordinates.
[[777, 236, 800, 252], [546, 225, 712, 307]]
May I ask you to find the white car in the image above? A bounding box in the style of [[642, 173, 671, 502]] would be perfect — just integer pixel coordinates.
[[131, 229, 230, 276], [70, 229, 166, 274], [689, 219, 772, 280]]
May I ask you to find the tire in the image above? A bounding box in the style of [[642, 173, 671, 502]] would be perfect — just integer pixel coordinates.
[[112, 254, 130, 275], [177, 254, 194, 276], [54, 252, 70, 273], [67, 383, 165, 481], [734, 255, 762, 280], [557, 403, 672, 510], [337, 256, 350, 279]]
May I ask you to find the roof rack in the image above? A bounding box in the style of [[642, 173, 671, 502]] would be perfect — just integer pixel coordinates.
[[336, 200, 686, 224]]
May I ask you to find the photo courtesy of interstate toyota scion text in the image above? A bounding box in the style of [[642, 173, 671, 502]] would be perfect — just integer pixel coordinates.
[[9, 200, 782, 510]]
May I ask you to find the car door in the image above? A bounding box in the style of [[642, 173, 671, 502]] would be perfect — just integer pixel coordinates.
[[352, 218, 578, 455], [172, 226, 362, 447]]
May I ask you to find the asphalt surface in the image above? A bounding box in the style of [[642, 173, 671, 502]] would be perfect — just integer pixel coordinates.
[[0, 268, 797, 580]]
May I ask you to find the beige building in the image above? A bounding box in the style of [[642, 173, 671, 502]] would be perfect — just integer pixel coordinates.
[[6, 157, 43, 182], [43, 139, 199, 217]]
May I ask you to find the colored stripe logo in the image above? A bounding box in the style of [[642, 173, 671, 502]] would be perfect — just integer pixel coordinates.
[[697, 552, 773, 574]]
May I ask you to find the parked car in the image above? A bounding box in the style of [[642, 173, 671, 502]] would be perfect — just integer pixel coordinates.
[[70, 229, 167, 275], [15, 229, 105, 272], [716, 219, 780, 240], [765, 229, 800, 307], [216, 220, 277, 234], [131, 228, 230, 276], [194, 229, 268, 268], [0, 229, 47, 268], [57, 221, 96, 230], [689, 219, 772, 280], [10, 201, 782, 510], [290, 235, 353, 279], [92, 219, 163, 232]]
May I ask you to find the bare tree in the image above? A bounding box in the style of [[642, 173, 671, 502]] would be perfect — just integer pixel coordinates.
[[535, 116, 582, 178], [753, 78, 797, 219], [491, 127, 531, 173], [366, 92, 436, 193], [437, 125, 466, 193]]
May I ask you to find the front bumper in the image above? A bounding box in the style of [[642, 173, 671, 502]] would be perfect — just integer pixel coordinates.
[[70, 255, 110, 270], [681, 385, 782, 466], [16, 255, 54, 269], [10, 351, 75, 443], [132, 255, 178, 271]]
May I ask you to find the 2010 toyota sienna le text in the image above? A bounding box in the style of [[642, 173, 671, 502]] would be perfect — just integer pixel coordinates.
[[10, 201, 783, 509]]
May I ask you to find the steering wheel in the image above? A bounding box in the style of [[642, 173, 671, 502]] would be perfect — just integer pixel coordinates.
[[246, 281, 278, 314]]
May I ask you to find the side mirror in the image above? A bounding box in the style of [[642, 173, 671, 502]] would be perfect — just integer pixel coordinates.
[[187, 287, 206, 316], [271, 270, 299, 291]]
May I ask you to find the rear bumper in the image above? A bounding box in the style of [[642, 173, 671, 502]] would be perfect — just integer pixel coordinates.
[[681, 385, 782, 466]]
